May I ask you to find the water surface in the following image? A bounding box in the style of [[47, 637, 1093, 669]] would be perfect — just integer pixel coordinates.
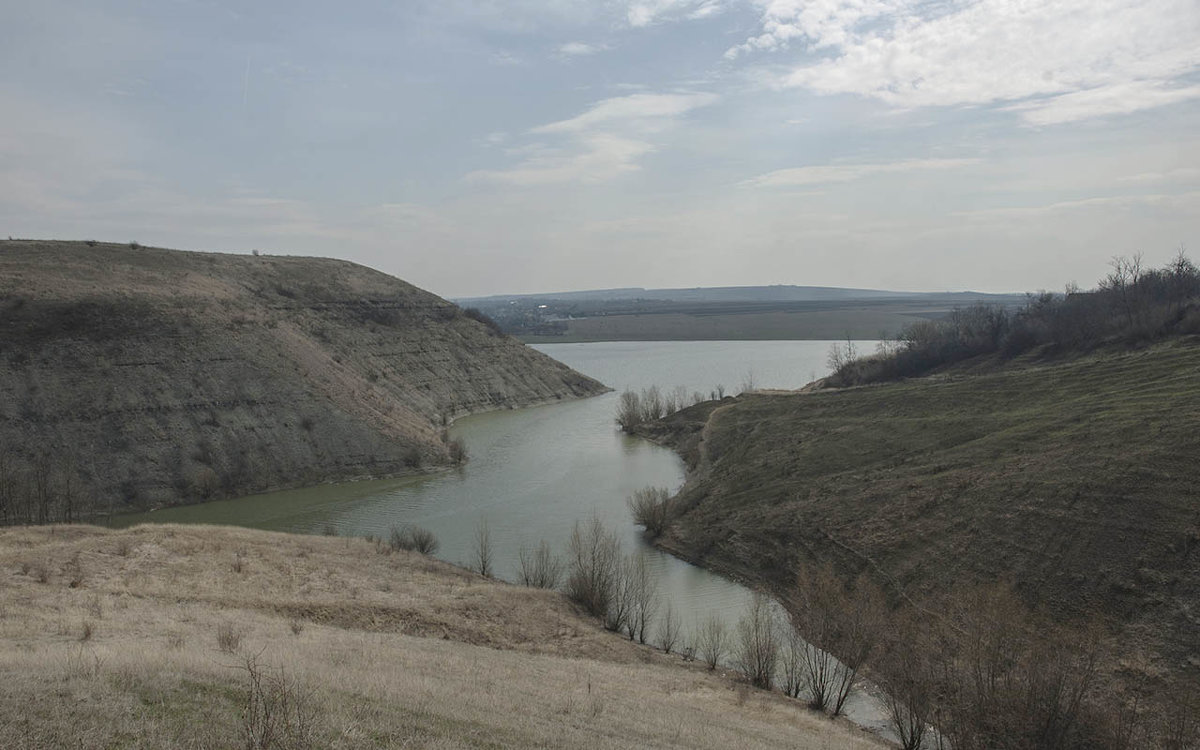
[[116, 339, 890, 730]]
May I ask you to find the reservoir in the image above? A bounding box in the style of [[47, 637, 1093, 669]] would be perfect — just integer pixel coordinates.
[[116, 339, 889, 731]]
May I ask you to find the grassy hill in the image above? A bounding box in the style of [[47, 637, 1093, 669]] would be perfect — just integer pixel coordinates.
[[636, 339, 1200, 698], [0, 524, 888, 749], [0, 240, 605, 519]]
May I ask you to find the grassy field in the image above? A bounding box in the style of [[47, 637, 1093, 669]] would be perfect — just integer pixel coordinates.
[[0, 524, 888, 749], [640, 338, 1200, 697]]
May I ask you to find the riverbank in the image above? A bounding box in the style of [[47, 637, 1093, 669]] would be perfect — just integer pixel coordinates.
[[0, 523, 890, 749], [632, 339, 1200, 743]]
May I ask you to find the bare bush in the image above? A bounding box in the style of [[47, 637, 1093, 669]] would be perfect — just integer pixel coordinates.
[[735, 592, 779, 689], [565, 517, 622, 620], [240, 653, 318, 749], [697, 616, 728, 670], [472, 520, 493, 578], [628, 487, 674, 538], [793, 566, 884, 715], [387, 525, 439, 555], [624, 554, 657, 644], [657, 601, 682, 655], [779, 627, 806, 699], [517, 540, 563, 589]]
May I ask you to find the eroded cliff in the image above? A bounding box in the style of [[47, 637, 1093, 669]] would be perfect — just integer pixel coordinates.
[[0, 240, 606, 515]]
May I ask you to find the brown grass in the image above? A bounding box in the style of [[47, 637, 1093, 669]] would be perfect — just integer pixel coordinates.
[[0, 524, 887, 749]]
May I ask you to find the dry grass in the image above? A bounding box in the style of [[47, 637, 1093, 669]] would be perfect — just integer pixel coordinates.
[[0, 524, 887, 749]]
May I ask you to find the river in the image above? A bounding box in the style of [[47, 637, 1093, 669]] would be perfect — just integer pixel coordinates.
[[115, 339, 891, 733]]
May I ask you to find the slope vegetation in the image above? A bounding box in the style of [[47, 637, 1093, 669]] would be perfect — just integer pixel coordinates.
[[640, 340, 1200, 692], [0, 524, 887, 749], [0, 240, 605, 517]]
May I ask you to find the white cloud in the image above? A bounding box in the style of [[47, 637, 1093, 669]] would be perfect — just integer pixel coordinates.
[[558, 41, 607, 56], [951, 191, 1200, 222], [531, 92, 718, 133], [741, 157, 977, 188], [625, 0, 728, 27], [1007, 83, 1200, 126], [469, 91, 716, 186], [732, 0, 1200, 124], [466, 134, 654, 185]]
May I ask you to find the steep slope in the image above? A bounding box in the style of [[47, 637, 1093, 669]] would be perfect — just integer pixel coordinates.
[[0, 240, 606, 516], [638, 341, 1200, 691]]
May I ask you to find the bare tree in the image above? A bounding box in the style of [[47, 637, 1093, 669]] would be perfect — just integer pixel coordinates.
[[624, 553, 657, 644], [565, 517, 622, 619], [472, 519, 493, 578], [657, 601, 682, 655], [735, 592, 779, 689], [793, 566, 885, 715], [697, 616, 728, 670], [779, 626, 806, 699], [517, 540, 562, 589], [628, 487, 673, 538]]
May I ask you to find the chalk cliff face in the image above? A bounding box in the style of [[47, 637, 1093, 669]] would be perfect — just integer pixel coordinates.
[[0, 240, 606, 513]]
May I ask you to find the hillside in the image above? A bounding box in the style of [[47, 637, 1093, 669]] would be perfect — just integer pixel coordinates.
[[636, 340, 1200, 696], [0, 240, 606, 518], [0, 524, 888, 749]]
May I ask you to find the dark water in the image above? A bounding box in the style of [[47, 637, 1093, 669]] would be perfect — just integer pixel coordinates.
[[116, 340, 891, 731]]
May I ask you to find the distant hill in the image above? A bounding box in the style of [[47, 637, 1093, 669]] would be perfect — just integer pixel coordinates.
[[455, 285, 1027, 343], [0, 240, 606, 519], [456, 284, 1018, 305]]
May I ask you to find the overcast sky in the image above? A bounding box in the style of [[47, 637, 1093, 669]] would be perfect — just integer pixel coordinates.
[[2, 0, 1198, 297]]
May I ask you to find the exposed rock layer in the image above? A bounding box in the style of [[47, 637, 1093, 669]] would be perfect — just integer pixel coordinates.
[[0, 240, 606, 512]]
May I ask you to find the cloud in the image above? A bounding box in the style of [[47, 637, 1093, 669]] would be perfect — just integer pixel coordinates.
[[741, 157, 977, 188], [466, 134, 654, 185], [625, 0, 728, 27], [731, 0, 1200, 124], [470, 91, 716, 186], [951, 191, 1200, 222], [558, 41, 607, 56], [531, 92, 718, 133], [1006, 83, 1200, 126]]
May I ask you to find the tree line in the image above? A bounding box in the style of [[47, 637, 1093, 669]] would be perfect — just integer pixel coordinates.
[[828, 250, 1200, 387]]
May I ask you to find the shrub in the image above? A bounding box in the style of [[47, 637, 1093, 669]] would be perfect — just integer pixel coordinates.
[[565, 518, 622, 620], [734, 592, 779, 689], [471, 520, 492, 577], [657, 601, 681, 654], [387, 525, 439, 555], [517, 540, 563, 589], [697, 616, 728, 670], [628, 487, 674, 537], [240, 654, 318, 749]]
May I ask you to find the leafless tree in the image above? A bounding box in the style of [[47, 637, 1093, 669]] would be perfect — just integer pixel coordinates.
[[472, 519, 493, 578], [517, 540, 562, 589], [657, 600, 682, 655], [565, 517, 622, 620], [735, 592, 779, 689], [697, 616, 728, 671]]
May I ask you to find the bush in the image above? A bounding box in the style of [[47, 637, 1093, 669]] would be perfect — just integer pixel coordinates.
[[627, 487, 674, 537], [734, 592, 779, 689], [697, 616, 728, 670], [240, 654, 318, 749], [517, 540, 563, 589], [565, 517, 622, 620], [387, 525, 439, 555]]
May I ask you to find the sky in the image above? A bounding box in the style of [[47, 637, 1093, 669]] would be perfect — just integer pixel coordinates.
[[2, 0, 1198, 298]]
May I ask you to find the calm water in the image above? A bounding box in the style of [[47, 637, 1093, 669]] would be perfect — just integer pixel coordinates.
[[116, 339, 890, 731]]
